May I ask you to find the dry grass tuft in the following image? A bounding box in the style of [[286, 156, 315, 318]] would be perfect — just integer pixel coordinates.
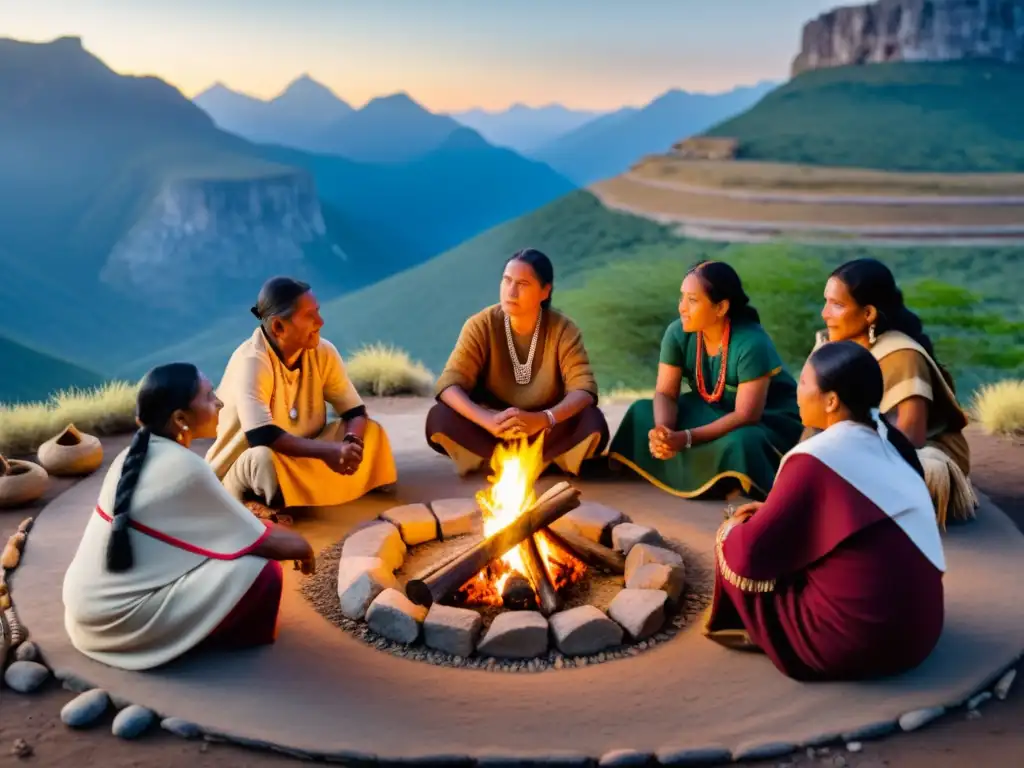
[[0, 381, 139, 458], [345, 343, 435, 398], [971, 379, 1024, 439]]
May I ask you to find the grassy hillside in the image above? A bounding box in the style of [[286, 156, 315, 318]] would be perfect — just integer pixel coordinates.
[[128, 191, 680, 378], [0, 333, 106, 405], [557, 244, 1024, 395], [257, 131, 575, 281], [701, 61, 1024, 172], [134, 192, 1023, 400]]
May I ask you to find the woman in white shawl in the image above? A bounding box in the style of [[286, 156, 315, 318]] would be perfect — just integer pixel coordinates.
[[815, 258, 977, 527], [63, 363, 315, 671]]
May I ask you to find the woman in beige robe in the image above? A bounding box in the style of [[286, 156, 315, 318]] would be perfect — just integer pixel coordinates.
[[426, 249, 609, 476], [63, 363, 314, 671], [817, 258, 976, 526], [205, 277, 397, 517]]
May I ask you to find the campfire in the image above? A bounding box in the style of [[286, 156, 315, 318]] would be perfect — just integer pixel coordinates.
[[317, 430, 686, 667], [405, 436, 618, 615]]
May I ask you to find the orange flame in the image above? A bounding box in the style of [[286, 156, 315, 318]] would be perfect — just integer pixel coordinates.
[[457, 433, 586, 606]]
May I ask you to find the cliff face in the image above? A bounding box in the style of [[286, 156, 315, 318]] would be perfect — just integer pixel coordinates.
[[100, 170, 333, 306], [792, 0, 1024, 76]]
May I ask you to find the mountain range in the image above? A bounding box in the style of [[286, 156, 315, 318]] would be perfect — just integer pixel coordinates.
[[528, 82, 778, 185], [193, 75, 353, 148], [449, 103, 606, 154], [0, 35, 573, 394], [195, 77, 778, 185]]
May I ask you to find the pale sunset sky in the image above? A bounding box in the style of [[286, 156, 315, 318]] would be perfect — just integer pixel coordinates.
[[5, 0, 840, 111]]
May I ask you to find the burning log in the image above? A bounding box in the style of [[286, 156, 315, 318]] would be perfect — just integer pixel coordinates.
[[501, 572, 537, 610], [545, 527, 625, 574], [405, 481, 581, 608], [522, 534, 561, 616]]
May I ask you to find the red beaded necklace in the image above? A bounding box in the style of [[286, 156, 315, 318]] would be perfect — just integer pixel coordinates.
[[695, 319, 731, 403]]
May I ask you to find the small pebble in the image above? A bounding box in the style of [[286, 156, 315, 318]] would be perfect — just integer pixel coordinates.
[[112, 705, 156, 739], [898, 706, 945, 732], [61, 689, 110, 728], [13, 641, 39, 662], [845, 741, 862, 753], [967, 691, 992, 710], [162, 717, 202, 739], [3, 661, 49, 693], [10, 738, 33, 758], [994, 668, 1017, 700]]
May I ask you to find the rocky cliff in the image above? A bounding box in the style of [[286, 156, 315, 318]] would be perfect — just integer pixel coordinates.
[[100, 170, 336, 307], [792, 0, 1024, 76]]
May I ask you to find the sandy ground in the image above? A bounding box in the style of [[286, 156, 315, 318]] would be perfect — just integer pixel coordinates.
[[1, 403, 1021, 767]]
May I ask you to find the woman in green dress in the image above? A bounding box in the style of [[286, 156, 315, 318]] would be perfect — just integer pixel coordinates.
[[608, 260, 803, 499]]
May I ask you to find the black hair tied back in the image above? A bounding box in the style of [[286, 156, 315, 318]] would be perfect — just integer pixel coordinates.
[[809, 341, 925, 479], [687, 260, 761, 325], [105, 362, 202, 573], [508, 248, 555, 309], [251, 275, 311, 323]]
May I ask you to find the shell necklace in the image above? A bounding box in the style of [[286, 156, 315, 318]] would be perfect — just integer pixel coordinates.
[[504, 312, 541, 385]]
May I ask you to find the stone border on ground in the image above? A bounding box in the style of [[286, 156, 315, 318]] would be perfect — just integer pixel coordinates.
[[304, 500, 704, 669], [5, 654, 1019, 766]]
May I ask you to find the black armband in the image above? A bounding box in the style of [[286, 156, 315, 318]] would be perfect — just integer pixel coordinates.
[[245, 424, 286, 447], [339, 405, 367, 421]]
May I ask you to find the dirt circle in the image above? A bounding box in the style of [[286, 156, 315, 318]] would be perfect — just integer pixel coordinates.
[[301, 525, 712, 672]]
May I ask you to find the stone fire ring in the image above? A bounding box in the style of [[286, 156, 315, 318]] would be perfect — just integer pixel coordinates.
[[317, 499, 697, 665], [11, 444, 1024, 766]]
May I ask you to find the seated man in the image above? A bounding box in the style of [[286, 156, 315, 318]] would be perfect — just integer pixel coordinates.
[[206, 276, 397, 516], [425, 249, 609, 476]]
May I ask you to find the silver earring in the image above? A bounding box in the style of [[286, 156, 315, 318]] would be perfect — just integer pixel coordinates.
[[181, 425, 189, 431], [868, 324, 877, 345]]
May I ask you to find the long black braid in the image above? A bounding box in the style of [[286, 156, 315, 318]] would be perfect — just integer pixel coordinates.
[[106, 363, 201, 573]]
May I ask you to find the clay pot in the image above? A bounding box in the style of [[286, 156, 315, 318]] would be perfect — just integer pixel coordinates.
[[0, 456, 48, 509], [37, 424, 103, 477]]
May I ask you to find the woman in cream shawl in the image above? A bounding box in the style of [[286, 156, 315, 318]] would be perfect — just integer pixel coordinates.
[[63, 363, 315, 671], [816, 258, 977, 527]]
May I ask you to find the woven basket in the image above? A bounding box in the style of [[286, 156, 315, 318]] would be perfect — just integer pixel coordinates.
[[37, 423, 103, 477]]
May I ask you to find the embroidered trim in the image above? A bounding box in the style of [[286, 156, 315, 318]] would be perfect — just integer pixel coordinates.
[[715, 518, 776, 594]]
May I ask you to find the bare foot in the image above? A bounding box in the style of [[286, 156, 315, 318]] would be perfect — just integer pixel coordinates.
[[244, 500, 275, 519], [244, 501, 293, 526]]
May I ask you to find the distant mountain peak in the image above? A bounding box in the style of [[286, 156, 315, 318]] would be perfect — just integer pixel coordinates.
[[271, 74, 351, 114], [52, 35, 84, 48], [369, 91, 420, 106], [200, 81, 236, 96], [358, 91, 433, 117], [278, 73, 338, 98]]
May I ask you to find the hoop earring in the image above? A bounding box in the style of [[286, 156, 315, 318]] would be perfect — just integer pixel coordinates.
[[868, 324, 877, 345]]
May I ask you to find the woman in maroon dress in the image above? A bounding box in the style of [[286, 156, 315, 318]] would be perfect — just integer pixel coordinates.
[[704, 341, 946, 681]]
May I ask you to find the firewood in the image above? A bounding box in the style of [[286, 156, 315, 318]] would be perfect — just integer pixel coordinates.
[[522, 535, 561, 616], [405, 481, 580, 607], [500, 572, 537, 611], [545, 527, 625, 574]]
